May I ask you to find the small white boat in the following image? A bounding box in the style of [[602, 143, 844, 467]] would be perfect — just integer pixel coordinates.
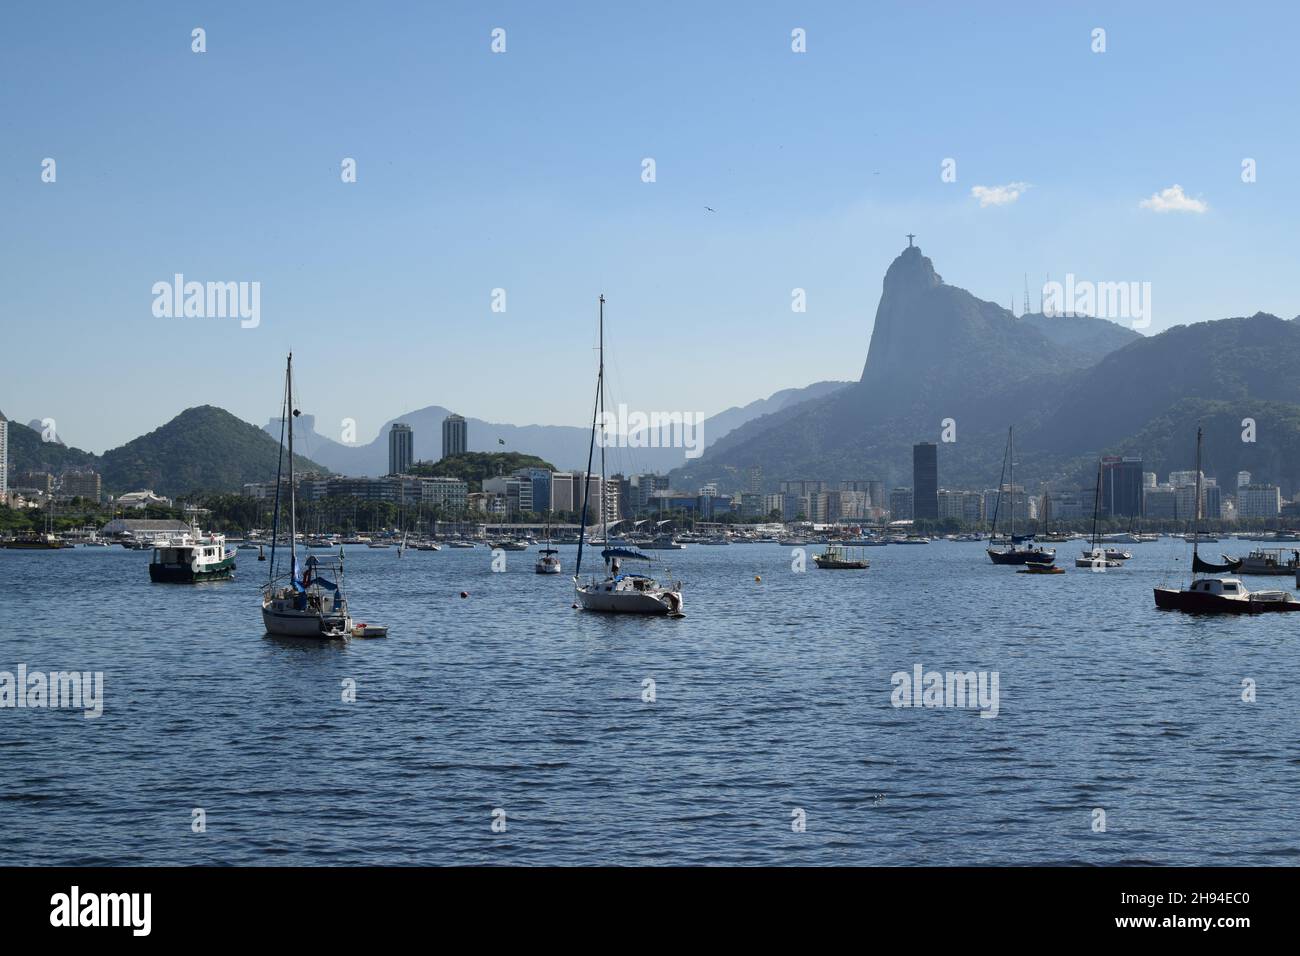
[[535, 548, 562, 574], [351, 623, 388, 639]]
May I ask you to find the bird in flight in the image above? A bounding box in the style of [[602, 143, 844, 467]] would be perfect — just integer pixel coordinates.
[[704, 206, 716, 213]]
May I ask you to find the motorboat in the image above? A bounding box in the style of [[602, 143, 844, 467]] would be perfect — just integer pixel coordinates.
[[149, 526, 236, 582], [812, 542, 870, 569]]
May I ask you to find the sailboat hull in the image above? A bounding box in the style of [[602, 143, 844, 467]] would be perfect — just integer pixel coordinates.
[[262, 604, 352, 636], [575, 584, 681, 615], [987, 547, 1055, 565], [1154, 586, 1300, 614]]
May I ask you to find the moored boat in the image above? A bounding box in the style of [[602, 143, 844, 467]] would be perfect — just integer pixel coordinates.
[[259, 354, 367, 639], [812, 542, 870, 569], [1153, 427, 1297, 614], [148, 527, 236, 582], [986, 427, 1056, 566], [572, 296, 684, 617]]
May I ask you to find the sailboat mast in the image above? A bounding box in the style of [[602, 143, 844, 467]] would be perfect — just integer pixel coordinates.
[[574, 295, 604, 583], [1192, 425, 1202, 574], [1091, 459, 1102, 548], [598, 294, 606, 541], [288, 353, 297, 576], [1009, 426, 1015, 541]]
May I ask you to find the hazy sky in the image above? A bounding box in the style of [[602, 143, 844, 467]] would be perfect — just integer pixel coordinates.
[[3, 2, 1297, 453]]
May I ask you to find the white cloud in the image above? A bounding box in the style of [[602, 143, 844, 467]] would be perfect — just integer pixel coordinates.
[[1139, 184, 1207, 214], [970, 182, 1030, 207]]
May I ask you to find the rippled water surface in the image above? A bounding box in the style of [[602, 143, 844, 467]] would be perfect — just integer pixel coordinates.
[[2, 539, 1297, 865]]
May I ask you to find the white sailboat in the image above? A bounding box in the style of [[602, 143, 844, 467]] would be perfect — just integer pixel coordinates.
[[536, 514, 562, 574], [573, 296, 684, 616], [1077, 459, 1121, 569], [261, 354, 354, 638]]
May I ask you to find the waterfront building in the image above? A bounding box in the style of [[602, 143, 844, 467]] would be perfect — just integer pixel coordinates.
[[1238, 484, 1282, 519], [1045, 489, 1082, 520], [442, 414, 468, 459], [938, 489, 986, 523], [889, 487, 914, 521], [0, 415, 7, 501], [388, 423, 414, 476], [1143, 485, 1177, 519], [1204, 484, 1222, 520], [550, 472, 576, 513], [420, 477, 468, 512], [1173, 484, 1202, 520], [1101, 456, 1143, 516], [912, 443, 939, 520]]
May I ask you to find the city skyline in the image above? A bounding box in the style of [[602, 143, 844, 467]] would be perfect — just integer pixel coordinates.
[[6, 3, 1300, 453]]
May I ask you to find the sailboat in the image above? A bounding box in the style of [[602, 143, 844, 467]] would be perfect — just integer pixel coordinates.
[[573, 296, 684, 615], [1154, 427, 1299, 613], [535, 513, 562, 574], [986, 427, 1056, 566], [1077, 460, 1121, 569], [261, 354, 355, 638]]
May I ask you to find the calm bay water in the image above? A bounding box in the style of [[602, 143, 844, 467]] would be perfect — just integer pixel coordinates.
[[1, 538, 1297, 865]]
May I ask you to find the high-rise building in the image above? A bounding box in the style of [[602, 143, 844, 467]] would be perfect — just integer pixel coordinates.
[[1238, 484, 1281, 519], [442, 414, 468, 460], [889, 487, 914, 520], [912, 443, 938, 520], [550, 472, 576, 513], [1204, 484, 1222, 520], [60, 470, 102, 501], [748, 466, 762, 494], [15, 471, 53, 494], [1237, 470, 1252, 490], [1101, 456, 1143, 516], [1143, 486, 1177, 518], [388, 423, 414, 475], [0, 415, 7, 501], [516, 468, 551, 513]]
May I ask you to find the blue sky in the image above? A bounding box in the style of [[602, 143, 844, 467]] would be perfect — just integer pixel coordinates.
[[3, 2, 1297, 452]]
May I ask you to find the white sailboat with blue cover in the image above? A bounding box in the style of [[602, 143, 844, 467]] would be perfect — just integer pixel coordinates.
[[261, 354, 353, 638], [572, 296, 684, 616]]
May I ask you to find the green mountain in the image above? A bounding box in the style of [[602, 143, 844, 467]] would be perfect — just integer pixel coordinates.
[[1, 410, 98, 476], [98, 406, 329, 498], [411, 452, 555, 492]]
